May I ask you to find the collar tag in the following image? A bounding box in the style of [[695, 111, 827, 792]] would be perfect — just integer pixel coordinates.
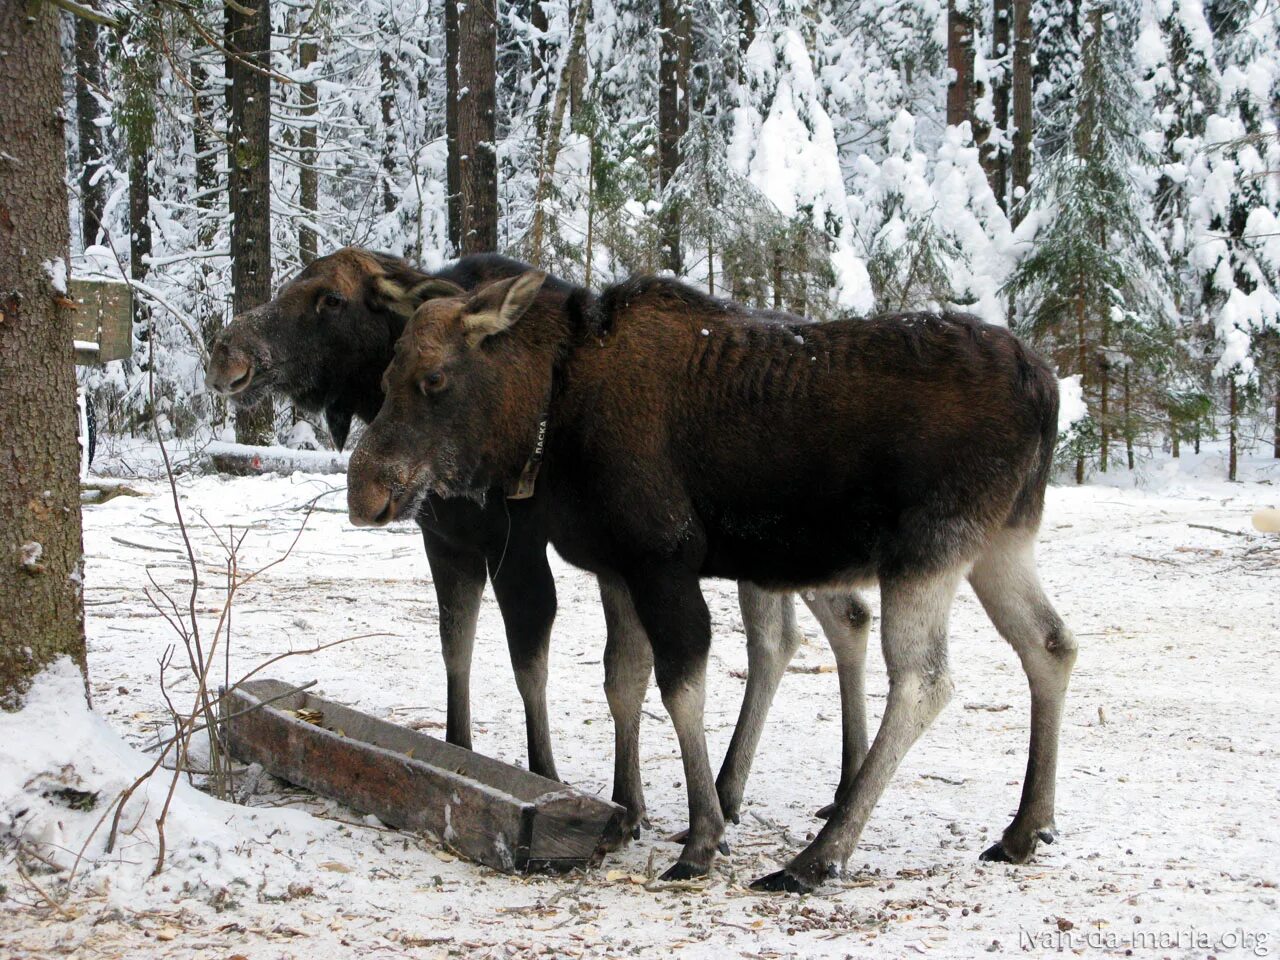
[[507, 414, 548, 500]]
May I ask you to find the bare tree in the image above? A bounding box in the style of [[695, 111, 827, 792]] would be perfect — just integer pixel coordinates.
[[226, 0, 275, 443], [0, 0, 88, 707], [658, 0, 690, 274]]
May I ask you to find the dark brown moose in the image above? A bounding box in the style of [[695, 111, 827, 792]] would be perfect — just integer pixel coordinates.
[[348, 271, 1076, 891], [205, 248, 873, 843]]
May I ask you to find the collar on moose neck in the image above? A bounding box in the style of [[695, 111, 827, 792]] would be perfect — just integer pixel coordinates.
[[505, 412, 549, 500]]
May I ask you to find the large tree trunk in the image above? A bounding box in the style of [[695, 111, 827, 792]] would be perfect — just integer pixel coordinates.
[[451, 0, 498, 254], [226, 0, 275, 444], [1010, 0, 1032, 224], [946, 0, 977, 130], [988, 0, 1011, 208], [74, 15, 106, 251], [658, 0, 690, 275], [445, 0, 461, 251], [0, 0, 88, 707]]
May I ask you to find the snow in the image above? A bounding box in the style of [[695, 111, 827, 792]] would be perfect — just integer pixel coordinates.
[[4, 454, 1279, 957], [43, 258, 68, 296]]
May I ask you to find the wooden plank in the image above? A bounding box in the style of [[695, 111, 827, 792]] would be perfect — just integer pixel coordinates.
[[223, 679, 623, 873]]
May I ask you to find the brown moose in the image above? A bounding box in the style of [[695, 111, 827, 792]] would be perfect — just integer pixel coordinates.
[[347, 270, 1076, 891], [205, 248, 873, 843]]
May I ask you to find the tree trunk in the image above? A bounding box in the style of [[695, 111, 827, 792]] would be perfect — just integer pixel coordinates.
[[739, 0, 756, 57], [120, 26, 156, 409], [74, 15, 106, 251], [1124, 364, 1134, 470], [1273, 367, 1279, 458], [191, 54, 224, 366], [453, 0, 498, 253], [1075, 279, 1087, 485], [1229, 377, 1238, 481], [946, 0, 976, 130], [658, 0, 690, 275], [227, 0, 275, 444], [531, 0, 550, 140], [989, 0, 1011, 208], [445, 0, 462, 251], [379, 22, 397, 215], [1010, 0, 1032, 223], [527, 0, 590, 265], [298, 15, 319, 264], [0, 0, 88, 707]]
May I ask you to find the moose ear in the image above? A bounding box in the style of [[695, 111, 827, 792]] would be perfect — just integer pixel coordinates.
[[371, 275, 466, 318], [461, 271, 547, 348]]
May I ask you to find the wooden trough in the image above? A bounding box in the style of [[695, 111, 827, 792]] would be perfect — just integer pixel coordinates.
[[222, 679, 624, 873]]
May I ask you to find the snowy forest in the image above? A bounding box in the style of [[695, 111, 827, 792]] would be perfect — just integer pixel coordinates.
[[65, 0, 1280, 480]]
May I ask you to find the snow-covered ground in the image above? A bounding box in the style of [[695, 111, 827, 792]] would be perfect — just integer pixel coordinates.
[[3, 448, 1279, 959]]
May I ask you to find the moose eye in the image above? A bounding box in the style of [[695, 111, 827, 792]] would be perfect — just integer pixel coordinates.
[[419, 371, 446, 394], [321, 292, 346, 310]]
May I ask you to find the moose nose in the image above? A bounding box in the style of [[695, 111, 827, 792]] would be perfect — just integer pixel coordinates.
[[348, 481, 397, 528], [206, 353, 254, 396]]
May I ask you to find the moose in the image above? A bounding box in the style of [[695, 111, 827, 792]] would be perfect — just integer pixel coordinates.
[[204, 248, 874, 841], [347, 269, 1076, 891]]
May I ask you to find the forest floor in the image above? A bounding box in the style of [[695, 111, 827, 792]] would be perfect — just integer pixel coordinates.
[[2, 444, 1279, 959]]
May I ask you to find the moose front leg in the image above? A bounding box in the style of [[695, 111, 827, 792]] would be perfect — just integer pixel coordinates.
[[488, 530, 560, 782], [626, 566, 725, 881], [422, 531, 486, 751]]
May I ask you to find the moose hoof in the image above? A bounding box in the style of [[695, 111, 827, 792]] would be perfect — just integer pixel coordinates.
[[979, 842, 1015, 863], [659, 860, 709, 882], [814, 802, 836, 820], [750, 869, 815, 894], [1037, 826, 1058, 845], [666, 830, 731, 856], [599, 813, 646, 853]]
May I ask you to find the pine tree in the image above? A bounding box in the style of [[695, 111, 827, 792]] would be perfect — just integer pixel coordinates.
[[1007, 0, 1174, 480]]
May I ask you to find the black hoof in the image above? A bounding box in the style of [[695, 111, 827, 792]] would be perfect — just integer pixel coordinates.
[[718, 839, 731, 856], [1037, 827, 1057, 845], [815, 802, 836, 820], [979, 842, 1014, 863], [750, 869, 814, 894], [659, 860, 709, 882]]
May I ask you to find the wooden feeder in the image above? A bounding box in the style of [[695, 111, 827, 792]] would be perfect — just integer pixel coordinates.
[[222, 679, 625, 873], [70, 278, 133, 366]]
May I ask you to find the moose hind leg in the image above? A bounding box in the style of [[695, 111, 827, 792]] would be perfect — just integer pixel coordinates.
[[803, 589, 872, 819], [968, 530, 1077, 864], [423, 533, 486, 751], [599, 577, 654, 847], [753, 569, 961, 893], [714, 584, 802, 825]]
